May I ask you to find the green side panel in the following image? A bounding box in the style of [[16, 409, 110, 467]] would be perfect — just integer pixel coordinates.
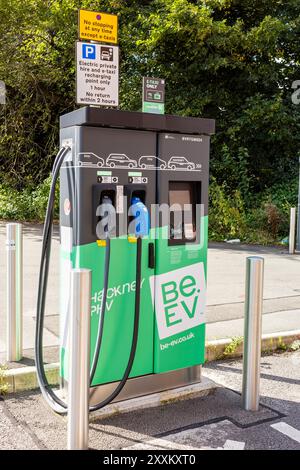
[[61, 237, 155, 386], [153, 216, 208, 373]]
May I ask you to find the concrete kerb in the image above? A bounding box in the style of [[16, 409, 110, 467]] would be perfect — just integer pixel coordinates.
[[3, 362, 59, 394], [205, 329, 300, 361], [1, 330, 300, 396]]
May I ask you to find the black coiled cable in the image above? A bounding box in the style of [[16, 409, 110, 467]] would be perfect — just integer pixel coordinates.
[[35, 147, 142, 414]]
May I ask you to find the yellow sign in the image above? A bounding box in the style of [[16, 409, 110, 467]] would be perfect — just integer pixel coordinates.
[[79, 9, 118, 44]]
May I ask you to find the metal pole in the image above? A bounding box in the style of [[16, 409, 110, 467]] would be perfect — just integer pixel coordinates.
[[242, 256, 264, 411], [289, 207, 296, 255], [67, 269, 91, 450], [6, 223, 23, 362], [296, 155, 300, 251]]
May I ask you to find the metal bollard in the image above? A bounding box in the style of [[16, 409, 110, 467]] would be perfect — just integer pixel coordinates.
[[67, 269, 91, 450], [289, 207, 296, 255], [242, 256, 264, 411], [6, 223, 23, 362]]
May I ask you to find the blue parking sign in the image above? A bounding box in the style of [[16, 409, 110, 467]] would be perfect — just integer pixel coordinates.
[[82, 44, 96, 60]]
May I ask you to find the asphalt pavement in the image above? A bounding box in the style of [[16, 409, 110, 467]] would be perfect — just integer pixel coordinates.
[[0, 351, 299, 450]]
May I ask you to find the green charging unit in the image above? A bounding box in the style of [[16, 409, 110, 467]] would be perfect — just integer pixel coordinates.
[[59, 108, 215, 404]]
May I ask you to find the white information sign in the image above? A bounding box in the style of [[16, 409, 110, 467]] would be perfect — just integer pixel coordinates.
[[76, 41, 119, 107]]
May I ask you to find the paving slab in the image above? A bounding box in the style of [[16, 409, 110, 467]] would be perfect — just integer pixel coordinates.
[[207, 242, 300, 304], [206, 309, 300, 340]]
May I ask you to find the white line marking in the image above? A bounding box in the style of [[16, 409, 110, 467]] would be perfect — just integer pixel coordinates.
[[123, 437, 199, 450], [124, 437, 245, 451], [124, 426, 245, 451], [271, 422, 300, 444], [223, 439, 245, 450]]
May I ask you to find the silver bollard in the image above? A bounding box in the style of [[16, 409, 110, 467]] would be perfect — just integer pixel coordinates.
[[289, 207, 296, 254], [67, 269, 91, 450], [6, 223, 23, 362], [242, 256, 264, 411]]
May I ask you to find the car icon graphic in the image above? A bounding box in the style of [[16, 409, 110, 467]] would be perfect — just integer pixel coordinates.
[[78, 152, 104, 168], [101, 50, 111, 60], [139, 156, 167, 169], [106, 153, 137, 168], [168, 156, 195, 170]]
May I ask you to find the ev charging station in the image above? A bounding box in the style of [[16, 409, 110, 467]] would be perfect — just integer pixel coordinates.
[[35, 106, 215, 415]]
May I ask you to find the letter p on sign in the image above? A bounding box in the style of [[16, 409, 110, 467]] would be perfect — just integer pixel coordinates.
[[82, 44, 96, 60]]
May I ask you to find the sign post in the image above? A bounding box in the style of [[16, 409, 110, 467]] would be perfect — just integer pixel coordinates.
[[76, 42, 119, 107], [142, 77, 165, 114]]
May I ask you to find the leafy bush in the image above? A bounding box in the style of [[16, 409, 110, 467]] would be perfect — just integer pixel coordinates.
[[209, 178, 298, 244], [251, 178, 298, 239], [264, 203, 282, 238], [258, 179, 298, 217], [209, 179, 247, 240], [211, 144, 251, 197], [0, 176, 58, 221], [31, 175, 59, 220]]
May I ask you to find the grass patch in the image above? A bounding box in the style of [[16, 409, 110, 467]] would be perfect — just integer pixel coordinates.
[[223, 336, 243, 357]]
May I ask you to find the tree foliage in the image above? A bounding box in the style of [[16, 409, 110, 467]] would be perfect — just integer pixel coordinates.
[[0, 0, 300, 196]]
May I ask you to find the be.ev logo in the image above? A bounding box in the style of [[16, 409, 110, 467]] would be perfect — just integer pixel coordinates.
[[150, 263, 206, 340], [82, 44, 96, 60]]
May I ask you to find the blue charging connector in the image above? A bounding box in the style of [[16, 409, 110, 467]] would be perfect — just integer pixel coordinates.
[[130, 196, 150, 237]]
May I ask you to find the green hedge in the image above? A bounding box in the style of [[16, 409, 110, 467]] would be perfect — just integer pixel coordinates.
[[0, 176, 58, 221], [209, 178, 298, 244]]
